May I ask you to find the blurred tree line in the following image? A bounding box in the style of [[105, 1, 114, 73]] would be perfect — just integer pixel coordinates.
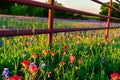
[[99, 2, 120, 18], [0, 0, 86, 19]]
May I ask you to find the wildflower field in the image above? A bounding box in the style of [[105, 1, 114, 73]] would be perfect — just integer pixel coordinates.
[[0, 16, 120, 80]]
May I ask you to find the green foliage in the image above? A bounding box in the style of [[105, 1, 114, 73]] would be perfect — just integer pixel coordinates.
[[10, 4, 28, 15], [31, 7, 44, 17], [99, 2, 120, 18]]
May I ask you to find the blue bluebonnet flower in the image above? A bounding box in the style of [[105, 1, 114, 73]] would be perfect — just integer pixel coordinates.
[[0, 41, 2, 47], [2, 68, 10, 78], [101, 57, 105, 62], [22, 50, 27, 54]]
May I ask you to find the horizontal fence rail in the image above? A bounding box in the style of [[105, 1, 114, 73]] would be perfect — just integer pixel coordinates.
[[1, 0, 120, 45], [0, 26, 120, 37]]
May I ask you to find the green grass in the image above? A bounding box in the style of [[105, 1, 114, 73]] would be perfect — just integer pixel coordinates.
[[0, 16, 120, 80]]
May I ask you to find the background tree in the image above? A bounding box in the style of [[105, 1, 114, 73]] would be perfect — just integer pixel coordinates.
[[0, 1, 13, 14], [11, 4, 28, 15], [99, 2, 120, 18]]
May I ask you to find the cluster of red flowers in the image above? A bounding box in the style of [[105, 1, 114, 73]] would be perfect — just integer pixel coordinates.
[[110, 72, 120, 80], [20, 53, 39, 78], [7, 74, 22, 80]]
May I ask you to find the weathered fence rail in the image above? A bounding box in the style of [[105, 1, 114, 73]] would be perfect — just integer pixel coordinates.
[[1, 0, 120, 45]]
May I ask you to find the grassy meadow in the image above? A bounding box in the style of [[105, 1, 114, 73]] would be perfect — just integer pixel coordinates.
[[0, 16, 120, 80]]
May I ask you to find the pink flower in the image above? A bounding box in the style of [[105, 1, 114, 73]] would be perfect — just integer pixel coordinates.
[[28, 63, 38, 76], [7, 78, 12, 80]]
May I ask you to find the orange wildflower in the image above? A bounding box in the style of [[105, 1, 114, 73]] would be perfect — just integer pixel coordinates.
[[26, 42, 30, 45], [51, 52, 56, 56], [6, 40, 11, 43], [97, 42, 101, 46], [105, 40, 109, 45], [20, 42, 24, 45], [47, 72, 51, 78], [78, 58, 83, 63], [41, 42, 45, 45], [19, 36, 23, 39], [54, 68, 59, 72], [62, 52, 66, 56], [31, 53, 38, 59], [69, 55, 76, 64], [42, 50, 48, 56], [59, 61, 65, 67]]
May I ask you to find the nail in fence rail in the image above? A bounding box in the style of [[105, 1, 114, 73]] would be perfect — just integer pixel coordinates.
[[2, 0, 120, 45]]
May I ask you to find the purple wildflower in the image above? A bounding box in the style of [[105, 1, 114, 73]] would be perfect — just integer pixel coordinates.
[[76, 43, 80, 47], [30, 62, 36, 66], [2, 68, 10, 78], [30, 40, 34, 45]]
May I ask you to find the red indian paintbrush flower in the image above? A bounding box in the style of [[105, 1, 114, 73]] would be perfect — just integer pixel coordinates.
[[11, 74, 22, 80], [20, 60, 30, 67], [62, 46, 68, 51], [31, 53, 38, 59]]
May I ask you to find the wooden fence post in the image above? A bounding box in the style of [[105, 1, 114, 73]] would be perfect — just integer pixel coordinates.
[[105, 0, 112, 40], [48, 0, 54, 46]]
